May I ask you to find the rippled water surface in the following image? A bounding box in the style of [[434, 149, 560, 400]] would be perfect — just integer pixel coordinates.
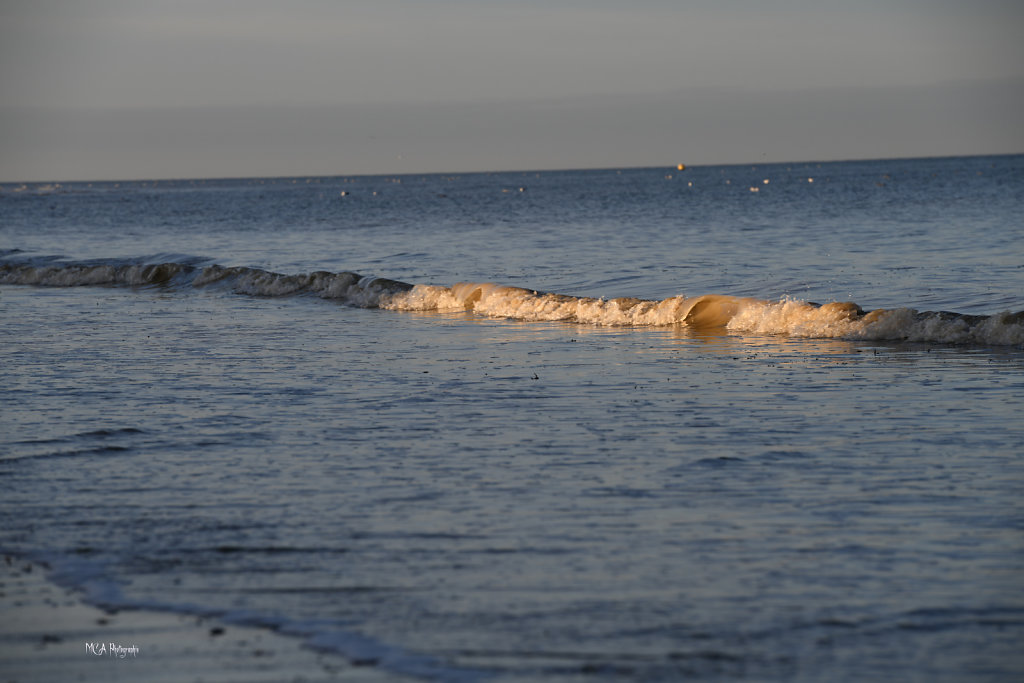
[[2, 155, 1023, 681]]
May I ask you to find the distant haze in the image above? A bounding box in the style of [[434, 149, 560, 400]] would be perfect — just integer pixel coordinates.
[[2, 0, 1022, 181]]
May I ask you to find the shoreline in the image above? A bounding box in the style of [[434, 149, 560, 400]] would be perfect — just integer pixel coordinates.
[[0, 557, 408, 682]]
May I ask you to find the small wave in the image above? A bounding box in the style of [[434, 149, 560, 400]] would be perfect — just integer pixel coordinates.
[[0, 261, 193, 287], [0, 444, 133, 464], [2, 259, 1021, 346], [387, 281, 1024, 346], [193, 264, 413, 306]]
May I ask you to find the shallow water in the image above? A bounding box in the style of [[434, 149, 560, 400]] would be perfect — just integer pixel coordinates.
[[2, 155, 1023, 681]]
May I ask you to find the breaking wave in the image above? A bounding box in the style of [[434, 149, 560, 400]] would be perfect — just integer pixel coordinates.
[[2, 260, 1022, 347]]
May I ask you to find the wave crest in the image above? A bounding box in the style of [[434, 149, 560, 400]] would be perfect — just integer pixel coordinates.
[[0, 262, 192, 287], [2, 260, 1021, 346]]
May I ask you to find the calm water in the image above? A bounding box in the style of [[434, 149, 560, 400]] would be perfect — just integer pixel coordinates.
[[2, 155, 1024, 681]]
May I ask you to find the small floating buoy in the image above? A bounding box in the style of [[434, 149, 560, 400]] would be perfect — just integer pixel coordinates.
[[677, 163, 686, 171], [749, 186, 759, 192]]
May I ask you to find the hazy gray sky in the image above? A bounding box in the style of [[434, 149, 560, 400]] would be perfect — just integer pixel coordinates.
[[2, 0, 1022, 180]]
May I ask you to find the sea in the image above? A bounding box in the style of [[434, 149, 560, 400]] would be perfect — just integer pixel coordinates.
[[2, 154, 1023, 682]]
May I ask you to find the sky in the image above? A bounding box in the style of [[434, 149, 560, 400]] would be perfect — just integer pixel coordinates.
[[1, 0, 1022, 181]]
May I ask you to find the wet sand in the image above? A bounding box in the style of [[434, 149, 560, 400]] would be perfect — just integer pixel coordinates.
[[0, 557, 406, 682]]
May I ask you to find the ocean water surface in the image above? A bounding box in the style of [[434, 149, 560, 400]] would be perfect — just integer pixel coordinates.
[[2, 155, 1023, 681]]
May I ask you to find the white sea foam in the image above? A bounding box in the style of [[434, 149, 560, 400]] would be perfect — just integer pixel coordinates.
[[727, 300, 1024, 345], [386, 282, 1024, 346], [2, 260, 1022, 346]]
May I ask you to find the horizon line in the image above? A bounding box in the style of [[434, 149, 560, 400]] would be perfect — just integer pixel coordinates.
[[2, 151, 1021, 186]]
